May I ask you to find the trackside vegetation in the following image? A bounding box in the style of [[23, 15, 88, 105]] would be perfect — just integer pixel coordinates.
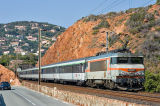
[[144, 71, 160, 93]]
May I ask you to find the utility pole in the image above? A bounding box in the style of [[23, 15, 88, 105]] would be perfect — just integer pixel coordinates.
[[15, 45, 19, 79], [38, 28, 41, 85], [106, 32, 109, 53], [38, 28, 47, 85]]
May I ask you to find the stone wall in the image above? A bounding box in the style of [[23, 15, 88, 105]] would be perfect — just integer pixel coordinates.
[[22, 81, 145, 106]]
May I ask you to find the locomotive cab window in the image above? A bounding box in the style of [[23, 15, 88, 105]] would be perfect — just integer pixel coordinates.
[[130, 57, 143, 64], [111, 57, 143, 64]]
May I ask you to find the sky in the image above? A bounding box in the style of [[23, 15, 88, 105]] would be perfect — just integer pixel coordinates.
[[0, 0, 156, 28]]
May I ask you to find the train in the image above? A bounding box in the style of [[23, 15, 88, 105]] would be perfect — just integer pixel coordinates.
[[18, 50, 145, 91]]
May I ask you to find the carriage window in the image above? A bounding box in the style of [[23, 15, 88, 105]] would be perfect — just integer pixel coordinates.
[[90, 60, 106, 72]]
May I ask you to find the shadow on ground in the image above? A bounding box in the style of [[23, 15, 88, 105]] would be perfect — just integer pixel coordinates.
[[0, 94, 6, 106]]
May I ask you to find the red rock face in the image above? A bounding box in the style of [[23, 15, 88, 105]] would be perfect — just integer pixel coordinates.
[[40, 5, 160, 66], [40, 20, 106, 66], [40, 19, 133, 66], [40, 19, 136, 66], [0, 64, 20, 85]]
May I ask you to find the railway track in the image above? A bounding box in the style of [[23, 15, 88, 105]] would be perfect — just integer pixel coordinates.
[[23, 80, 160, 105]]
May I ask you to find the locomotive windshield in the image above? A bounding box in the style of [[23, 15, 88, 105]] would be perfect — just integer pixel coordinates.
[[111, 57, 143, 64]]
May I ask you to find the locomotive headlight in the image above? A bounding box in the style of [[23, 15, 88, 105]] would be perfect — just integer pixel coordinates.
[[120, 71, 127, 76], [135, 71, 144, 76]]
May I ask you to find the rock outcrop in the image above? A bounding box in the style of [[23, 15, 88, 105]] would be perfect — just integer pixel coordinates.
[[0, 64, 20, 85]]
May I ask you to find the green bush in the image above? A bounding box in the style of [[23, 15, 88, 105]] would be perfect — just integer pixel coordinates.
[[92, 20, 110, 35], [93, 20, 110, 30], [83, 15, 104, 22], [154, 10, 159, 16], [125, 9, 154, 34], [125, 8, 138, 14], [155, 27, 160, 31], [144, 71, 160, 93], [126, 11, 146, 28], [156, 0, 160, 5], [105, 12, 117, 18], [92, 29, 99, 35], [145, 13, 155, 21], [128, 26, 141, 34], [108, 34, 120, 46]]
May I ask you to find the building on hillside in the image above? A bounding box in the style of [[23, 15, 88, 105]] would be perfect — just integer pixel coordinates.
[[36, 49, 45, 53], [26, 36, 37, 41], [33, 53, 38, 56], [0, 42, 5, 45], [31, 26, 38, 29], [0, 38, 6, 42], [1, 46, 9, 50], [50, 29, 55, 33], [15, 26, 26, 30], [30, 23, 38, 27], [11, 42, 19, 47], [14, 47, 26, 55], [5, 34, 14, 37], [3, 51, 10, 55], [42, 40, 50, 45], [23, 43, 29, 46], [52, 36, 57, 41]]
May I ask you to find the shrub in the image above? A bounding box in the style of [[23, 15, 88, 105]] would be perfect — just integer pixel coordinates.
[[155, 27, 160, 31], [83, 14, 105, 22], [154, 10, 159, 16], [125, 10, 156, 34], [145, 13, 155, 21], [126, 12, 145, 30], [144, 71, 160, 93], [93, 20, 110, 30], [156, 0, 160, 5], [108, 34, 120, 46], [92, 20, 110, 35], [125, 8, 138, 13], [126, 7, 149, 14], [142, 32, 160, 59], [92, 29, 99, 35], [128, 26, 141, 34], [105, 12, 117, 18]]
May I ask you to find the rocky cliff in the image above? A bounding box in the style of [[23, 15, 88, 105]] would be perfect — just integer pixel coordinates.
[[41, 4, 160, 73], [0, 64, 20, 85]]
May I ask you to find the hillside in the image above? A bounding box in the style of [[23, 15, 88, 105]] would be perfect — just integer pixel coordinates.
[[41, 4, 160, 66], [0, 21, 65, 56], [40, 4, 160, 92]]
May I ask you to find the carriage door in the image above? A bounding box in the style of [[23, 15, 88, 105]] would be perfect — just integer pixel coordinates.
[[80, 63, 84, 80], [106, 58, 111, 79]]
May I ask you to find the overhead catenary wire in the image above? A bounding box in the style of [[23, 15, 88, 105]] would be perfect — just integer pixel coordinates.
[[86, 0, 155, 18], [141, 0, 155, 7], [129, 0, 132, 8], [90, 0, 110, 13], [97, 0, 126, 14], [97, 0, 119, 14], [106, 0, 128, 13]]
